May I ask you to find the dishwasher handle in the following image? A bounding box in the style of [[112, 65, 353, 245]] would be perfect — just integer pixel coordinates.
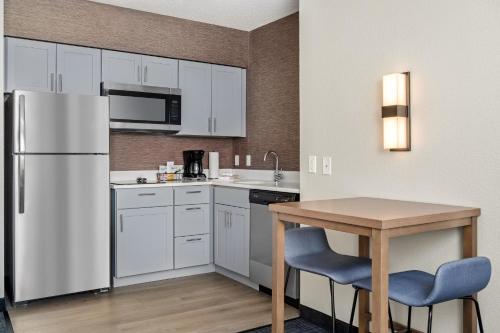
[[249, 189, 299, 205]]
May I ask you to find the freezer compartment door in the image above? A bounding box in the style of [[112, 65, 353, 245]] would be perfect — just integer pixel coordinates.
[[11, 90, 109, 154], [13, 155, 110, 302]]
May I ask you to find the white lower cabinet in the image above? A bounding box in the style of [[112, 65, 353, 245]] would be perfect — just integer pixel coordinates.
[[116, 206, 174, 278], [174, 204, 210, 237], [214, 203, 250, 277], [175, 235, 210, 269]]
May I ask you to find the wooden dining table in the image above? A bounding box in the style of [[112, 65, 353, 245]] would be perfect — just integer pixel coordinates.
[[269, 197, 480, 333]]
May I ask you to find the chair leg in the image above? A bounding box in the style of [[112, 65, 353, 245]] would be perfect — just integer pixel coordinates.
[[407, 306, 412, 333], [330, 279, 336, 333], [284, 267, 292, 293], [348, 288, 360, 333], [427, 305, 433, 333], [462, 296, 484, 333], [473, 299, 485, 333], [388, 302, 395, 333]]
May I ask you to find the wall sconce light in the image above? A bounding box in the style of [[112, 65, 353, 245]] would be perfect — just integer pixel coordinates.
[[382, 72, 411, 151]]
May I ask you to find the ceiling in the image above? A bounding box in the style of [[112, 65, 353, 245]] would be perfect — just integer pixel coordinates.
[[90, 0, 299, 31]]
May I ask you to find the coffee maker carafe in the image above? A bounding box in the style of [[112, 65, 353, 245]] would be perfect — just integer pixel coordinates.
[[183, 150, 206, 179]]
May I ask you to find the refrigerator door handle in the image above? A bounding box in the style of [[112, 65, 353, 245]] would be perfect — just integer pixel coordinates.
[[19, 94, 26, 153], [19, 155, 25, 214]]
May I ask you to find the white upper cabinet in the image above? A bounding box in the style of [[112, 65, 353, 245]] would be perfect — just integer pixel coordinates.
[[142, 55, 178, 88], [211, 65, 246, 137], [56, 45, 101, 95], [5, 38, 57, 93], [102, 50, 142, 85], [177, 61, 212, 136]]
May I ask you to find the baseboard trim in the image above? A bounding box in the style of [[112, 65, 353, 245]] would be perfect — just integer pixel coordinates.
[[113, 264, 215, 287], [299, 304, 356, 333]]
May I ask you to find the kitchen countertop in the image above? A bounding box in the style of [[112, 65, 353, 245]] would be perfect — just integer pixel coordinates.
[[110, 179, 300, 193]]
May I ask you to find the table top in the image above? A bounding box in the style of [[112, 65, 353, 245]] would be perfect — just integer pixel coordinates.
[[269, 197, 480, 229]]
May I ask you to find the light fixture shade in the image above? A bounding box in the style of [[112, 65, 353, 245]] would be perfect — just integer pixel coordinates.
[[383, 116, 408, 149], [382, 72, 411, 151], [383, 73, 407, 106]]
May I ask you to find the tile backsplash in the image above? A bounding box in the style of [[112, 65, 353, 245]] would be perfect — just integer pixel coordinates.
[[110, 133, 234, 171]]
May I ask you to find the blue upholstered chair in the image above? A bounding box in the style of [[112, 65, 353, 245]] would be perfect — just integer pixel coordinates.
[[348, 257, 491, 333], [284, 227, 372, 332]]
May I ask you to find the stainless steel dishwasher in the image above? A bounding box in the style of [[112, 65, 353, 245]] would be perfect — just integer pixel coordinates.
[[249, 189, 300, 305]]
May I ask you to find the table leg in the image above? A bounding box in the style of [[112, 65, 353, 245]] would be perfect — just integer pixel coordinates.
[[463, 217, 478, 333], [358, 235, 370, 333], [371, 230, 389, 333], [272, 213, 286, 333]]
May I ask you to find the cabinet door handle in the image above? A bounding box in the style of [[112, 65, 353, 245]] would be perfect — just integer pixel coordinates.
[[229, 212, 232, 227], [186, 238, 202, 242], [186, 191, 202, 194], [58, 74, 63, 92], [120, 215, 124, 232], [50, 73, 55, 92], [144, 66, 148, 83], [186, 207, 201, 211], [208, 117, 212, 133], [137, 65, 141, 83], [213, 117, 217, 133], [138, 193, 156, 196]]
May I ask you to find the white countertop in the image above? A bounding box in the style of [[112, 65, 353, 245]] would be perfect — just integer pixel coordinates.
[[110, 179, 300, 193]]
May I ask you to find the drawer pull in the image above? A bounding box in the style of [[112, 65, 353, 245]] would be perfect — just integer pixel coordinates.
[[186, 191, 202, 194], [138, 193, 156, 196], [186, 207, 202, 211], [186, 238, 202, 242]]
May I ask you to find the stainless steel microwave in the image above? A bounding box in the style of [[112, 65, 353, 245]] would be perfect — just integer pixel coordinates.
[[101, 82, 181, 133]]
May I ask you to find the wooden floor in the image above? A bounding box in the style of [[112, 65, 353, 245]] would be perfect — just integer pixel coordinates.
[[8, 273, 299, 333]]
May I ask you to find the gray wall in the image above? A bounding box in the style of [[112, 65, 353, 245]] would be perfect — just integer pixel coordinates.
[[300, 0, 500, 331]]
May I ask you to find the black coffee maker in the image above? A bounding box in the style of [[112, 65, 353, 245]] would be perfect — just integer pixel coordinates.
[[183, 150, 206, 179]]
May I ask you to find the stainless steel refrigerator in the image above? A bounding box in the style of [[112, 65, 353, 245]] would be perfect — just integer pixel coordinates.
[[5, 90, 110, 303]]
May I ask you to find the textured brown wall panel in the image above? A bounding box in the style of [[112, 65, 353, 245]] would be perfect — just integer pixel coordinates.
[[5, 0, 299, 172], [234, 13, 300, 171], [110, 134, 234, 171], [5, 0, 249, 68]]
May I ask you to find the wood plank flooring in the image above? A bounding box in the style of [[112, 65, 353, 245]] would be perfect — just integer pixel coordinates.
[[8, 273, 299, 333]]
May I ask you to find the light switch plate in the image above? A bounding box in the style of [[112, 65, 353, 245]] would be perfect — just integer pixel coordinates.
[[246, 155, 251, 166], [322, 156, 332, 175], [234, 155, 240, 166], [308, 155, 317, 173]]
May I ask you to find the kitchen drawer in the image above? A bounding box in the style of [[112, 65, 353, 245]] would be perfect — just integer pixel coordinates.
[[174, 204, 210, 237], [175, 234, 210, 269], [214, 187, 250, 209], [174, 186, 210, 205], [116, 188, 173, 209]]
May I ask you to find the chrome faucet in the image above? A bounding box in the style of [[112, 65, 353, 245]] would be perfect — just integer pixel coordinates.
[[264, 151, 283, 185]]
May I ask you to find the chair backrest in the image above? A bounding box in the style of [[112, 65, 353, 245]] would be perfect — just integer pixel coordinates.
[[425, 256, 491, 305], [285, 227, 332, 262]]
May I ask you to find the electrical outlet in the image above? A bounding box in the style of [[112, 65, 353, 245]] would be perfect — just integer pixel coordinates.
[[308, 155, 317, 173], [234, 155, 240, 166], [246, 155, 251, 166], [322, 156, 332, 175]]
